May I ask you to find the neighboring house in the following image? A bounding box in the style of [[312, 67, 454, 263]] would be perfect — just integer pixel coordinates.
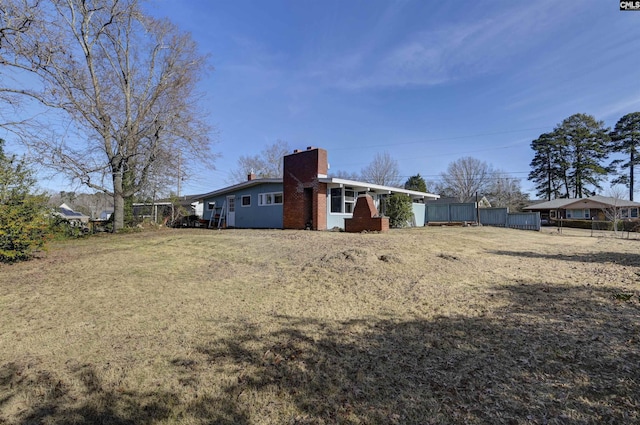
[[524, 195, 640, 222], [196, 147, 440, 230], [54, 203, 90, 227]]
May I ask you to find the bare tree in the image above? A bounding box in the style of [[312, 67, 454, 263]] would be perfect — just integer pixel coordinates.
[[486, 170, 529, 211], [360, 151, 401, 187], [228, 140, 290, 183], [439, 157, 492, 202], [328, 169, 360, 180], [0, 0, 215, 231]]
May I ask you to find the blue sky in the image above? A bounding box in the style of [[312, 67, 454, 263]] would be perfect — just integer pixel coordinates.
[[149, 0, 640, 196], [7, 0, 640, 197]]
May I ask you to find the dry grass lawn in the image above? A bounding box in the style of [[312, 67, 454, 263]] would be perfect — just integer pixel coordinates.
[[1, 226, 639, 424]]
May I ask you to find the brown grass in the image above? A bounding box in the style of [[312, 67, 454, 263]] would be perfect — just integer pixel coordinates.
[[1, 226, 639, 424]]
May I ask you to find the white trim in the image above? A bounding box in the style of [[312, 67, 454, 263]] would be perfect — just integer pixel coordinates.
[[258, 192, 283, 206]]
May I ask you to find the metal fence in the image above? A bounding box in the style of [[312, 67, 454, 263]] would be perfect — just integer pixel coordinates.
[[426, 203, 476, 223], [426, 203, 541, 231]]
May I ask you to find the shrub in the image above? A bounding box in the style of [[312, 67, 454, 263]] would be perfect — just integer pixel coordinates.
[[0, 140, 51, 263], [385, 193, 414, 228]]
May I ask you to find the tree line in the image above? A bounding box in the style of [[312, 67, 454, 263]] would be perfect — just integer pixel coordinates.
[[529, 112, 640, 201]]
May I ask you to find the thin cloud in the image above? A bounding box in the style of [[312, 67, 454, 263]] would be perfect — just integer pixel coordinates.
[[319, 0, 566, 90]]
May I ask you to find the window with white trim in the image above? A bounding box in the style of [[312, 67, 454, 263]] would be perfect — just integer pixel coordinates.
[[207, 202, 215, 210], [241, 195, 251, 207], [344, 189, 355, 214], [258, 192, 283, 206]]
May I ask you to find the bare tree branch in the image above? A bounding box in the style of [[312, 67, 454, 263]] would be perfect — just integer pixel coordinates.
[[0, 0, 217, 230]]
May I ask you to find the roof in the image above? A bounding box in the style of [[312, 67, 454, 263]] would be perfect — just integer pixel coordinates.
[[193, 177, 440, 202], [195, 178, 283, 201], [523, 198, 578, 210], [319, 177, 440, 199], [524, 196, 640, 210], [56, 203, 89, 220]]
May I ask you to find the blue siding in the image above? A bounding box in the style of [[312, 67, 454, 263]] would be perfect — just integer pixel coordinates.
[[412, 203, 426, 226], [327, 213, 349, 229], [202, 182, 283, 228]]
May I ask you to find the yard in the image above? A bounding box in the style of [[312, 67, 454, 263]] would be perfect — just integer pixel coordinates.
[[1, 226, 639, 424]]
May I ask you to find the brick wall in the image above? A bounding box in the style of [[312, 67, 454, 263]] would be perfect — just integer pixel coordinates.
[[344, 195, 389, 232], [283, 147, 328, 230]]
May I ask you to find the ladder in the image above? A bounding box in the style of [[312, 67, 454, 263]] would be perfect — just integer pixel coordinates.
[[207, 202, 216, 228], [217, 201, 226, 229]]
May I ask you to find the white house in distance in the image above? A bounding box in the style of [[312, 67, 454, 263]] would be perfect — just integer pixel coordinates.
[[195, 147, 440, 230]]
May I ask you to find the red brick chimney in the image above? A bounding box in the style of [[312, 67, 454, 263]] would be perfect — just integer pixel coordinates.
[[283, 147, 328, 230], [247, 172, 256, 181]]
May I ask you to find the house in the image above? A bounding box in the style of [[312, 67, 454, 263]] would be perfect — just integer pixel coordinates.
[[196, 147, 440, 230], [54, 203, 90, 227], [523, 195, 640, 222]]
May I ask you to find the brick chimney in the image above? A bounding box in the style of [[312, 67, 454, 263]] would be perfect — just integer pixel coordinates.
[[247, 172, 256, 181], [283, 147, 328, 230]]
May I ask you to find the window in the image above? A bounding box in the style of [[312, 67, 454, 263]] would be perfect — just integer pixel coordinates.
[[330, 188, 343, 213], [344, 189, 355, 214], [241, 195, 251, 207], [567, 209, 589, 219], [258, 192, 283, 206], [632, 208, 639, 218], [207, 202, 215, 210]]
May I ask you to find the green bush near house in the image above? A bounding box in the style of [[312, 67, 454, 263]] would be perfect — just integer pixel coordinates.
[[0, 140, 51, 263], [385, 193, 413, 228]]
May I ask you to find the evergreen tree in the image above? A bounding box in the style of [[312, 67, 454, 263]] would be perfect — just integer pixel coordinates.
[[609, 112, 640, 201], [528, 132, 568, 200], [529, 114, 609, 199], [558, 114, 610, 198], [384, 193, 413, 228], [404, 174, 428, 192], [0, 139, 50, 263]]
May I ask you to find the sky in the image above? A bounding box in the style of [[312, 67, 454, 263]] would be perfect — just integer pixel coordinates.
[[6, 0, 640, 198]]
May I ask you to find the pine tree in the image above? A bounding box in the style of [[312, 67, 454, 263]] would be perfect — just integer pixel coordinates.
[[529, 114, 609, 200], [528, 132, 567, 200], [557, 114, 610, 198], [609, 112, 640, 201], [404, 174, 428, 192]]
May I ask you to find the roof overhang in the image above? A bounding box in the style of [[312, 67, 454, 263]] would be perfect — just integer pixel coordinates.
[[319, 177, 440, 200], [195, 178, 283, 201]]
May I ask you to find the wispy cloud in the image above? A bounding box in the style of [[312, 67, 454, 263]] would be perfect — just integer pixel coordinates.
[[314, 0, 567, 90]]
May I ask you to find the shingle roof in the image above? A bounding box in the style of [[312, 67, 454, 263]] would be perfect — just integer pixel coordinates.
[[523, 198, 577, 210]]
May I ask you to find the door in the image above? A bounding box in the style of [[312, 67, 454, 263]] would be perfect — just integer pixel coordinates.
[[226, 196, 235, 227]]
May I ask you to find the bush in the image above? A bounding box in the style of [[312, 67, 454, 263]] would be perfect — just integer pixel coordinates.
[[0, 140, 51, 263], [385, 193, 414, 228], [48, 215, 89, 240], [0, 195, 51, 263]]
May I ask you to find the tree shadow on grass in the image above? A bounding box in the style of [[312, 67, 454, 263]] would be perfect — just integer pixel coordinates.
[[0, 361, 249, 425], [195, 284, 640, 424], [2, 284, 638, 424], [490, 250, 640, 267]]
